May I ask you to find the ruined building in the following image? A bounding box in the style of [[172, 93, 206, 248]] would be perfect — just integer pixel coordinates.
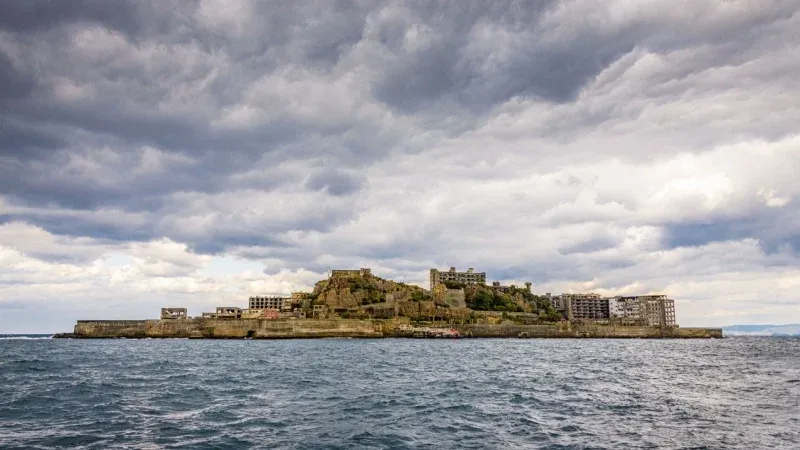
[[430, 267, 486, 291], [610, 295, 676, 327], [559, 293, 609, 321], [202, 306, 243, 319], [553, 293, 677, 326], [330, 268, 372, 278], [249, 295, 290, 311], [160, 308, 187, 320], [491, 281, 533, 293]]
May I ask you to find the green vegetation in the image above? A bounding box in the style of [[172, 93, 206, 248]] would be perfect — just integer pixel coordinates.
[[466, 289, 523, 312], [461, 284, 559, 315], [541, 306, 563, 322], [309, 271, 560, 322], [442, 280, 466, 289], [409, 290, 433, 302]]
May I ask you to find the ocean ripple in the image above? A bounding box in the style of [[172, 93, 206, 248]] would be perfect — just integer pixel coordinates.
[[1, 337, 798, 449]]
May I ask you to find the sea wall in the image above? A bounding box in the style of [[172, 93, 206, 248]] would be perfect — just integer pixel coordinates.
[[74, 318, 383, 339], [452, 323, 723, 338], [68, 318, 722, 339], [74, 320, 149, 338]]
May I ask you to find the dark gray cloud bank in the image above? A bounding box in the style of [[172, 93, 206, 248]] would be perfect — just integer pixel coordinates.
[[1, 1, 799, 331]]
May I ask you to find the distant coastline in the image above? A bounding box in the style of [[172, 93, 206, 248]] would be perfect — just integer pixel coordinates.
[[722, 324, 800, 336]]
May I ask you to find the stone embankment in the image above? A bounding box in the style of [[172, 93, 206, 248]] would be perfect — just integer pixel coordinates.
[[55, 318, 723, 339]]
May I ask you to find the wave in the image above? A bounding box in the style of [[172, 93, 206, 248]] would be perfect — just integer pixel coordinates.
[[0, 335, 53, 340]]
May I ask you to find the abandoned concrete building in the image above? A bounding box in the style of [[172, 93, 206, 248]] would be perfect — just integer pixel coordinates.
[[160, 308, 187, 320], [248, 295, 290, 311], [330, 268, 372, 278], [553, 293, 677, 326], [202, 306, 243, 319], [491, 281, 533, 293], [430, 267, 487, 291], [559, 293, 609, 321], [610, 295, 676, 327]]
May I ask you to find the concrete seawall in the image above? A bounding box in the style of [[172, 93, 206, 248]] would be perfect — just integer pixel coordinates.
[[71, 318, 383, 339], [64, 319, 722, 339], [453, 323, 722, 338]]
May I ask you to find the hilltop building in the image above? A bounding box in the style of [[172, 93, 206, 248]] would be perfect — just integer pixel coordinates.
[[491, 281, 533, 293], [430, 267, 486, 291], [331, 268, 372, 278]]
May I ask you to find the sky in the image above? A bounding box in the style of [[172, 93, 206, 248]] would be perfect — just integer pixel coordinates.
[[1, 0, 799, 333]]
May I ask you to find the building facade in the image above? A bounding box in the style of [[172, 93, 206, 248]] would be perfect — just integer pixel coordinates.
[[160, 308, 187, 320], [490, 281, 533, 293], [430, 267, 486, 291], [249, 296, 290, 311], [610, 295, 676, 327], [560, 293, 610, 320], [201, 306, 242, 319], [330, 268, 372, 278]]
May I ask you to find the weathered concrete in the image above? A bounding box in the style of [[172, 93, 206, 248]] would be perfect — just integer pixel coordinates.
[[72, 320, 149, 338], [62, 318, 722, 339], [451, 323, 723, 338]]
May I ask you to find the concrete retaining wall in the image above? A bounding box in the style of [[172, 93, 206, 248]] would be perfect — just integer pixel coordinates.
[[452, 323, 722, 338], [74, 320, 149, 338], [70, 318, 722, 339], [74, 318, 383, 338]]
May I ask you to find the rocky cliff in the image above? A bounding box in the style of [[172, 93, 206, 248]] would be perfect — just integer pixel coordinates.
[[312, 272, 431, 310]]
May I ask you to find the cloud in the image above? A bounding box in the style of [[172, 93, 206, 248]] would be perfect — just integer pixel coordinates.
[[304, 169, 366, 196], [0, 1, 799, 331]]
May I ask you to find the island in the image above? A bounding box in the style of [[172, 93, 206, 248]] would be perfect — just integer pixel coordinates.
[[54, 266, 722, 339]]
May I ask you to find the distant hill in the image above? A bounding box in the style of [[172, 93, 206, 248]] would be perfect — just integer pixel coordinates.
[[722, 324, 800, 336]]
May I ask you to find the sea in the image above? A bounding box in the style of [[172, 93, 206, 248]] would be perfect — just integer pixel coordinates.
[[0, 336, 798, 449]]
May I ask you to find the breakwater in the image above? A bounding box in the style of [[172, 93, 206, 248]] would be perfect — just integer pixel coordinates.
[[55, 318, 722, 339]]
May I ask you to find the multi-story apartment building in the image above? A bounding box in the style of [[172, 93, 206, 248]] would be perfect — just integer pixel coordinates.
[[430, 267, 486, 291], [249, 296, 290, 311], [610, 295, 676, 327], [559, 293, 609, 320]]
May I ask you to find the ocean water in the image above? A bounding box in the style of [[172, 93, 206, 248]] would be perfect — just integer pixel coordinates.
[[1, 338, 798, 449]]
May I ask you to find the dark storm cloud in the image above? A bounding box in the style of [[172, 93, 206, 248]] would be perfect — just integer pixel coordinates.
[[189, 232, 291, 256], [662, 204, 800, 255], [370, 1, 636, 112], [558, 235, 619, 255], [0, 52, 35, 103], [0, 212, 155, 246], [0, 121, 65, 154], [0, 0, 142, 34], [304, 169, 365, 197], [1, 0, 798, 261]]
